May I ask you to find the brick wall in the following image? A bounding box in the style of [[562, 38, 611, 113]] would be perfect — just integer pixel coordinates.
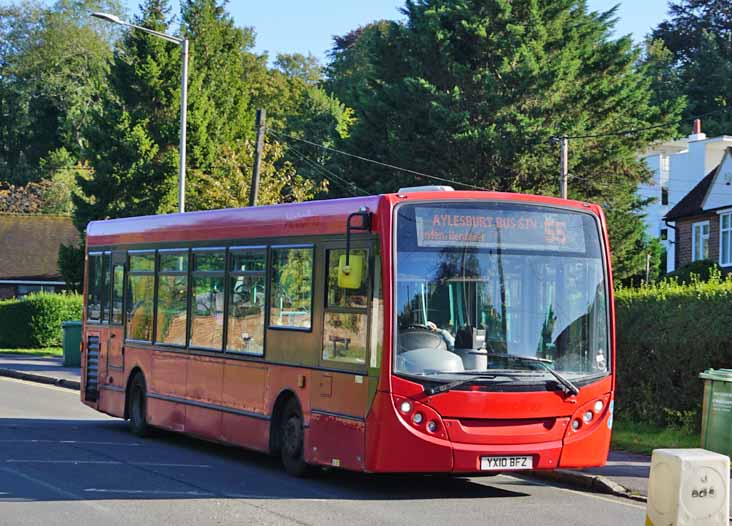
[[675, 212, 720, 268]]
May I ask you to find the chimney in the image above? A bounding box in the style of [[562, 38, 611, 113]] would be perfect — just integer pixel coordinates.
[[689, 118, 706, 141]]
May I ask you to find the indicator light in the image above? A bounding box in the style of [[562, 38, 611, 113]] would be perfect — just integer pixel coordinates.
[[572, 419, 581, 431], [400, 401, 412, 414], [427, 421, 438, 433], [583, 411, 594, 423], [412, 412, 424, 425]]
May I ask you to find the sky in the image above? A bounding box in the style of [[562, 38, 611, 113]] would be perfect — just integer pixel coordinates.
[[121, 0, 674, 63]]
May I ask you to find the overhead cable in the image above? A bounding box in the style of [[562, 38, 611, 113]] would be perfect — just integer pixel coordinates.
[[269, 129, 488, 191]]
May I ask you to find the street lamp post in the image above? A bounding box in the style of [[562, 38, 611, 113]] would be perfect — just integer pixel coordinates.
[[91, 12, 189, 214]]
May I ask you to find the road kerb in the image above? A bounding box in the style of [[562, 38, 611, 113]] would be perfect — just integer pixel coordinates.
[[527, 469, 647, 503], [0, 368, 80, 391]]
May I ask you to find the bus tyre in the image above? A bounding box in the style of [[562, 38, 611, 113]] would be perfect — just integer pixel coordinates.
[[280, 398, 309, 477], [128, 374, 149, 437]]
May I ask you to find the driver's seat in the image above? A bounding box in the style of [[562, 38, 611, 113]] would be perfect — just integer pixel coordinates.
[[398, 328, 447, 354]]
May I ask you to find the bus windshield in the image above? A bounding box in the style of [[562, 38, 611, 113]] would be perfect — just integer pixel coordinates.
[[394, 202, 609, 383]]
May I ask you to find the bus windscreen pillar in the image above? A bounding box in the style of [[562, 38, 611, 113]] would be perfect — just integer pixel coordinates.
[[646, 449, 729, 526]]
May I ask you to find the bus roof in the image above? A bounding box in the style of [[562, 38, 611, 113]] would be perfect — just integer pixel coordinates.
[[85, 191, 599, 247]]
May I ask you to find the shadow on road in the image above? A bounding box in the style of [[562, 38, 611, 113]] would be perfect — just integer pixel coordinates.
[[0, 418, 530, 503]]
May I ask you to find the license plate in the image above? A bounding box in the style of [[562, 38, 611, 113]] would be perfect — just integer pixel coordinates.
[[480, 455, 533, 471]]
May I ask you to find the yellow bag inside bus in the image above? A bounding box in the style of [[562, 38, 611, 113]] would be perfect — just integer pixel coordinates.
[[338, 254, 364, 289]]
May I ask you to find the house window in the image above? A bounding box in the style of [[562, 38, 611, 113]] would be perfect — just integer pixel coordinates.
[[660, 228, 668, 241], [692, 221, 710, 262], [661, 187, 669, 206], [721, 213, 732, 267]]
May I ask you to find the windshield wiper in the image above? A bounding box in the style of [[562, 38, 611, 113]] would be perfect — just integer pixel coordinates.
[[484, 352, 580, 396], [424, 375, 499, 396]]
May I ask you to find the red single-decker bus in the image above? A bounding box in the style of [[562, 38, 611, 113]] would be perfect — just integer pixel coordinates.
[[81, 187, 615, 475]]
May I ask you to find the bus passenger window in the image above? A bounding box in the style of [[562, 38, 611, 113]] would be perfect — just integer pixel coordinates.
[[191, 250, 225, 350], [156, 250, 188, 346], [101, 252, 112, 323], [327, 249, 368, 308], [127, 252, 155, 342], [111, 264, 124, 325], [270, 247, 313, 330], [227, 249, 266, 354], [323, 312, 367, 364], [87, 253, 103, 321], [322, 248, 369, 365]]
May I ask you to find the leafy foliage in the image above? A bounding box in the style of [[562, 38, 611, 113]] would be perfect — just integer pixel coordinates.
[[0, 293, 82, 347], [326, 0, 680, 280], [649, 0, 732, 136], [0, 0, 120, 185], [58, 240, 85, 293], [665, 259, 725, 284], [615, 272, 732, 427]]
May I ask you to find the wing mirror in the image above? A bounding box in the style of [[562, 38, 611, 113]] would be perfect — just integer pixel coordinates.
[[338, 208, 371, 289]]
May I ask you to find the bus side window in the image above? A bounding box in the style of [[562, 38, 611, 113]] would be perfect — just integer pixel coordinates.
[[269, 246, 314, 330], [190, 250, 226, 350], [156, 250, 189, 346], [127, 251, 155, 342], [87, 253, 103, 322], [111, 263, 125, 325], [322, 248, 369, 365], [101, 252, 112, 323], [227, 249, 266, 354]]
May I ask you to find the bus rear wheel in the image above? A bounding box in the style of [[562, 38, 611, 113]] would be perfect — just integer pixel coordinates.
[[128, 373, 150, 437], [280, 398, 309, 477]]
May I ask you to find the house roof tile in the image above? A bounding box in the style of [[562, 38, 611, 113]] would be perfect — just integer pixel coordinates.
[[664, 167, 718, 221], [0, 214, 80, 281]]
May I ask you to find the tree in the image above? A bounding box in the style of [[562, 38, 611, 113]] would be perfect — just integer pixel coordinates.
[[74, 0, 182, 230], [0, 0, 119, 185], [650, 0, 732, 136], [326, 0, 680, 281]]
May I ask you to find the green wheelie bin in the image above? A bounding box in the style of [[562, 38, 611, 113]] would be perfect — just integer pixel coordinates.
[[61, 321, 82, 367], [699, 368, 732, 456]]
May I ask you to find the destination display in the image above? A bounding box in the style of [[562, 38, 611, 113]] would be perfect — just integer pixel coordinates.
[[414, 206, 587, 252]]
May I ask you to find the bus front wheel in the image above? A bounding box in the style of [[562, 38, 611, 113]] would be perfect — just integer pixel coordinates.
[[280, 398, 309, 477], [128, 373, 150, 437]]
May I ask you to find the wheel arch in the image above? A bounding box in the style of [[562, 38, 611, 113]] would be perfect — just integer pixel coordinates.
[[268, 389, 300, 454], [123, 366, 146, 420]]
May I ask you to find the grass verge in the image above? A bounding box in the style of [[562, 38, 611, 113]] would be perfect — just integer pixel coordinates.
[[0, 347, 63, 357], [612, 420, 699, 455]]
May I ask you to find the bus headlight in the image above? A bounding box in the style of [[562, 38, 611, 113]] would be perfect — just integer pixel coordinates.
[[427, 421, 438, 433], [583, 411, 593, 423], [400, 401, 412, 414], [412, 412, 424, 425], [594, 400, 604, 413]]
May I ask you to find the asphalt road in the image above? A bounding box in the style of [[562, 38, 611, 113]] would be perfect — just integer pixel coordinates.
[[0, 376, 645, 526]]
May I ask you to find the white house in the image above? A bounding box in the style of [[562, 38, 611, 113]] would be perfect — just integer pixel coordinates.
[[638, 120, 732, 272]]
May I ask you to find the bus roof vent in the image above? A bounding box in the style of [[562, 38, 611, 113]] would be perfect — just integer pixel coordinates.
[[397, 185, 455, 193]]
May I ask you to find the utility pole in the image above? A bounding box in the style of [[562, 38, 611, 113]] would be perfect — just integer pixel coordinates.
[[249, 109, 266, 207], [178, 38, 189, 214], [560, 135, 568, 200]]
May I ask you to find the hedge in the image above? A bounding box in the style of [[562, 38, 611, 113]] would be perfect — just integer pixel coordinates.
[[615, 272, 732, 428], [0, 293, 82, 348]]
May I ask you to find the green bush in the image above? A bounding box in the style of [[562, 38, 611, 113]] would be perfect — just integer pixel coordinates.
[[0, 293, 82, 348], [615, 272, 732, 428], [664, 259, 723, 284]]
